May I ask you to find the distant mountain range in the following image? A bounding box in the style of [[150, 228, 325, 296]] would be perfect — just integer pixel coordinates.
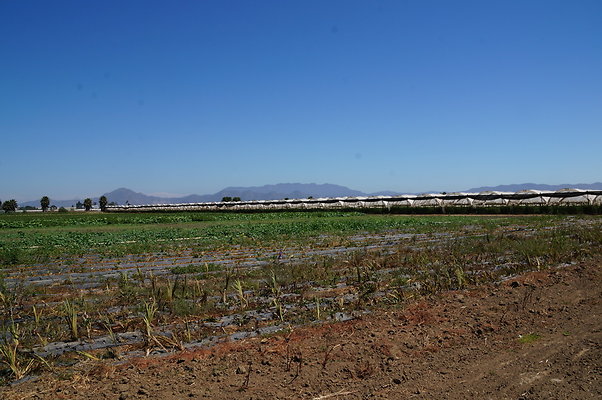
[[19, 183, 371, 208], [18, 182, 602, 208], [465, 182, 602, 193]]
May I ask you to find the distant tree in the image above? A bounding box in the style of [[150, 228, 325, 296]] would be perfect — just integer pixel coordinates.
[[108, 201, 117, 206], [83, 198, 92, 211], [50, 205, 58, 211], [221, 196, 232, 202], [2, 199, 18, 213], [76, 201, 84, 210], [21, 206, 37, 211], [232, 197, 241, 202], [99, 196, 108, 212], [40, 196, 50, 212], [58, 207, 68, 213]]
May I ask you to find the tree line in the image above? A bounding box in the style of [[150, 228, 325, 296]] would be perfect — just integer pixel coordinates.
[[1, 195, 110, 213]]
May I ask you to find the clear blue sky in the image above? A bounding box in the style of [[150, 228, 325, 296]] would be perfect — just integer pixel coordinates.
[[2, 0, 601, 202]]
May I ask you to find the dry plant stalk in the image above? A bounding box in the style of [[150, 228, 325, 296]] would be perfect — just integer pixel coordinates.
[[0, 338, 35, 380]]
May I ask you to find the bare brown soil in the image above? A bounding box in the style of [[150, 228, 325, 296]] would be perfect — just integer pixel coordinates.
[[4, 258, 600, 400]]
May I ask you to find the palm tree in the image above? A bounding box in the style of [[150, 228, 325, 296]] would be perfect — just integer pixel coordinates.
[[99, 196, 108, 212]]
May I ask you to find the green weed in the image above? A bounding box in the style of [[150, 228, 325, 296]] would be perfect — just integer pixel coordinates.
[[518, 333, 541, 344]]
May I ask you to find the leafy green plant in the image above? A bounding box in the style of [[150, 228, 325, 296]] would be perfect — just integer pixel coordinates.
[[221, 267, 235, 305], [163, 278, 178, 304], [232, 279, 248, 309], [32, 305, 42, 331], [268, 270, 285, 322], [102, 316, 118, 344], [0, 338, 35, 380], [62, 300, 78, 340], [454, 266, 467, 289], [142, 300, 158, 337]]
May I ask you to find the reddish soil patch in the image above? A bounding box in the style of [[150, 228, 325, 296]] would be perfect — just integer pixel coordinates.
[[4, 259, 600, 399]]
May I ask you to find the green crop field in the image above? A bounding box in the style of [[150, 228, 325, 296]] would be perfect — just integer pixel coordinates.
[[0, 211, 567, 266]]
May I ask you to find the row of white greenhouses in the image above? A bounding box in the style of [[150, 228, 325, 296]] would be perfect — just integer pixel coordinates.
[[106, 189, 602, 212]]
